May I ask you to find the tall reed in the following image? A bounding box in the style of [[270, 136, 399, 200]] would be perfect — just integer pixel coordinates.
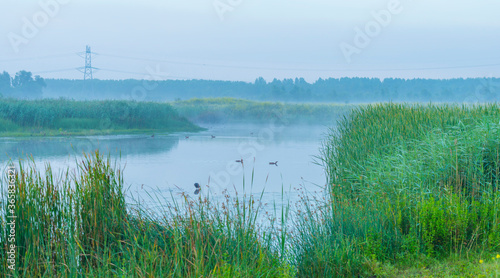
[[0, 151, 290, 277], [294, 103, 500, 276]]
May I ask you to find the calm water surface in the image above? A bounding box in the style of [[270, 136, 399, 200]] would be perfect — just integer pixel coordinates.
[[1, 124, 330, 209]]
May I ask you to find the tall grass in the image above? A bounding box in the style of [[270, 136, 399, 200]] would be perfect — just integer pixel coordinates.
[[2, 103, 499, 277], [172, 97, 351, 125], [0, 98, 201, 135], [0, 151, 290, 277], [293, 103, 500, 276]]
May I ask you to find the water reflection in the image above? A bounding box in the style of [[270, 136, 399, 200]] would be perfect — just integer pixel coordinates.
[[0, 135, 179, 162], [0, 125, 329, 211]]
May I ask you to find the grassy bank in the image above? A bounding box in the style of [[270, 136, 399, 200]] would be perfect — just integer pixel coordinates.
[[1, 152, 290, 277], [0, 98, 202, 137], [172, 97, 352, 125], [2, 103, 500, 277], [297, 103, 500, 276]]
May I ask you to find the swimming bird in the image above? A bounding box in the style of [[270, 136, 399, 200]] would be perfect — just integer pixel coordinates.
[[211, 135, 216, 139], [185, 136, 189, 139], [151, 134, 155, 138], [194, 183, 201, 195], [269, 161, 278, 166]]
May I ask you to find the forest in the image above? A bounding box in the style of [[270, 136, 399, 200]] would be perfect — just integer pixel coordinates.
[[0, 71, 46, 99], [1, 70, 499, 103]]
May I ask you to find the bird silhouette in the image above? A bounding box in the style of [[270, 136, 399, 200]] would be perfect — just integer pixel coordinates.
[[211, 135, 216, 139], [235, 159, 243, 164], [269, 161, 278, 166], [185, 136, 189, 139], [194, 183, 201, 195]]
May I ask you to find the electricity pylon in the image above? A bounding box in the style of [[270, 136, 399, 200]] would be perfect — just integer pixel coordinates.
[[77, 45, 98, 91]]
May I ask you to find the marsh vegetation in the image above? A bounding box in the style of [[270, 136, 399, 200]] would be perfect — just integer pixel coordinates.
[[1, 103, 500, 277], [0, 98, 201, 136]]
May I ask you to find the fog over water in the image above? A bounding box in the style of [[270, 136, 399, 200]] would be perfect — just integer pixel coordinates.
[[0, 124, 329, 210], [1, 0, 498, 214]]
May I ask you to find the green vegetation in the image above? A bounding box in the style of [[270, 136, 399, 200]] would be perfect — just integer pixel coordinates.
[[0, 70, 46, 99], [2, 103, 500, 277], [0, 152, 290, 277], [0, 98, 202, 136], [172, 97, 351, 124], [40, 76, 500, 103], [295, 103, 500, 276], [0, 97, 351, 136], [2, 70, 499, 102]]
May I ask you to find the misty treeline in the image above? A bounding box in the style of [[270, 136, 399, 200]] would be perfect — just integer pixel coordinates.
[[1, 70, 499, 103], [43, 77, 500, 102], [0, 71, 46, 98]]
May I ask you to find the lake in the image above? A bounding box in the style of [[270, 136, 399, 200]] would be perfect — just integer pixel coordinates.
[[0, 124, 330, 211]]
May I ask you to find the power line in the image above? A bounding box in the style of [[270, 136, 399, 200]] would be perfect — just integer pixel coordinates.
[[0, 53, 75, 63], [5, 50, 500, 79], [353, 63, 500, 72], [98, 68, 190, 79], [2, 51, 500, 73], [98, 52, 500, 72], [32, 67, 191, 79], [32, 68, 77, 74], [31, 64, 500, 80]]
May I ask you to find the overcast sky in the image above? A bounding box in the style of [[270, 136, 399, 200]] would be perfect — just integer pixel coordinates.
[[1, 0, 499, 82]]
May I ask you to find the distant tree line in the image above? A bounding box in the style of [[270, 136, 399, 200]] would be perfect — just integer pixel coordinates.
[[43, 77, 500, 103], [2, 70, 499, 103], [0, 71, 46, 99]]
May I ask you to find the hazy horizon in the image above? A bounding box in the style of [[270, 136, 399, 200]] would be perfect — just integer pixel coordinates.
[[1, 0, 499, 82]]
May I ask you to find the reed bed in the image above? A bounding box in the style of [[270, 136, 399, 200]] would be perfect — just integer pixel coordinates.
[[2, 102, 500, 277], [172, 97, 351, 124], [0, 98, 201, 136], [293, 103, 500, 276], [0, 152, 291, 277]]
